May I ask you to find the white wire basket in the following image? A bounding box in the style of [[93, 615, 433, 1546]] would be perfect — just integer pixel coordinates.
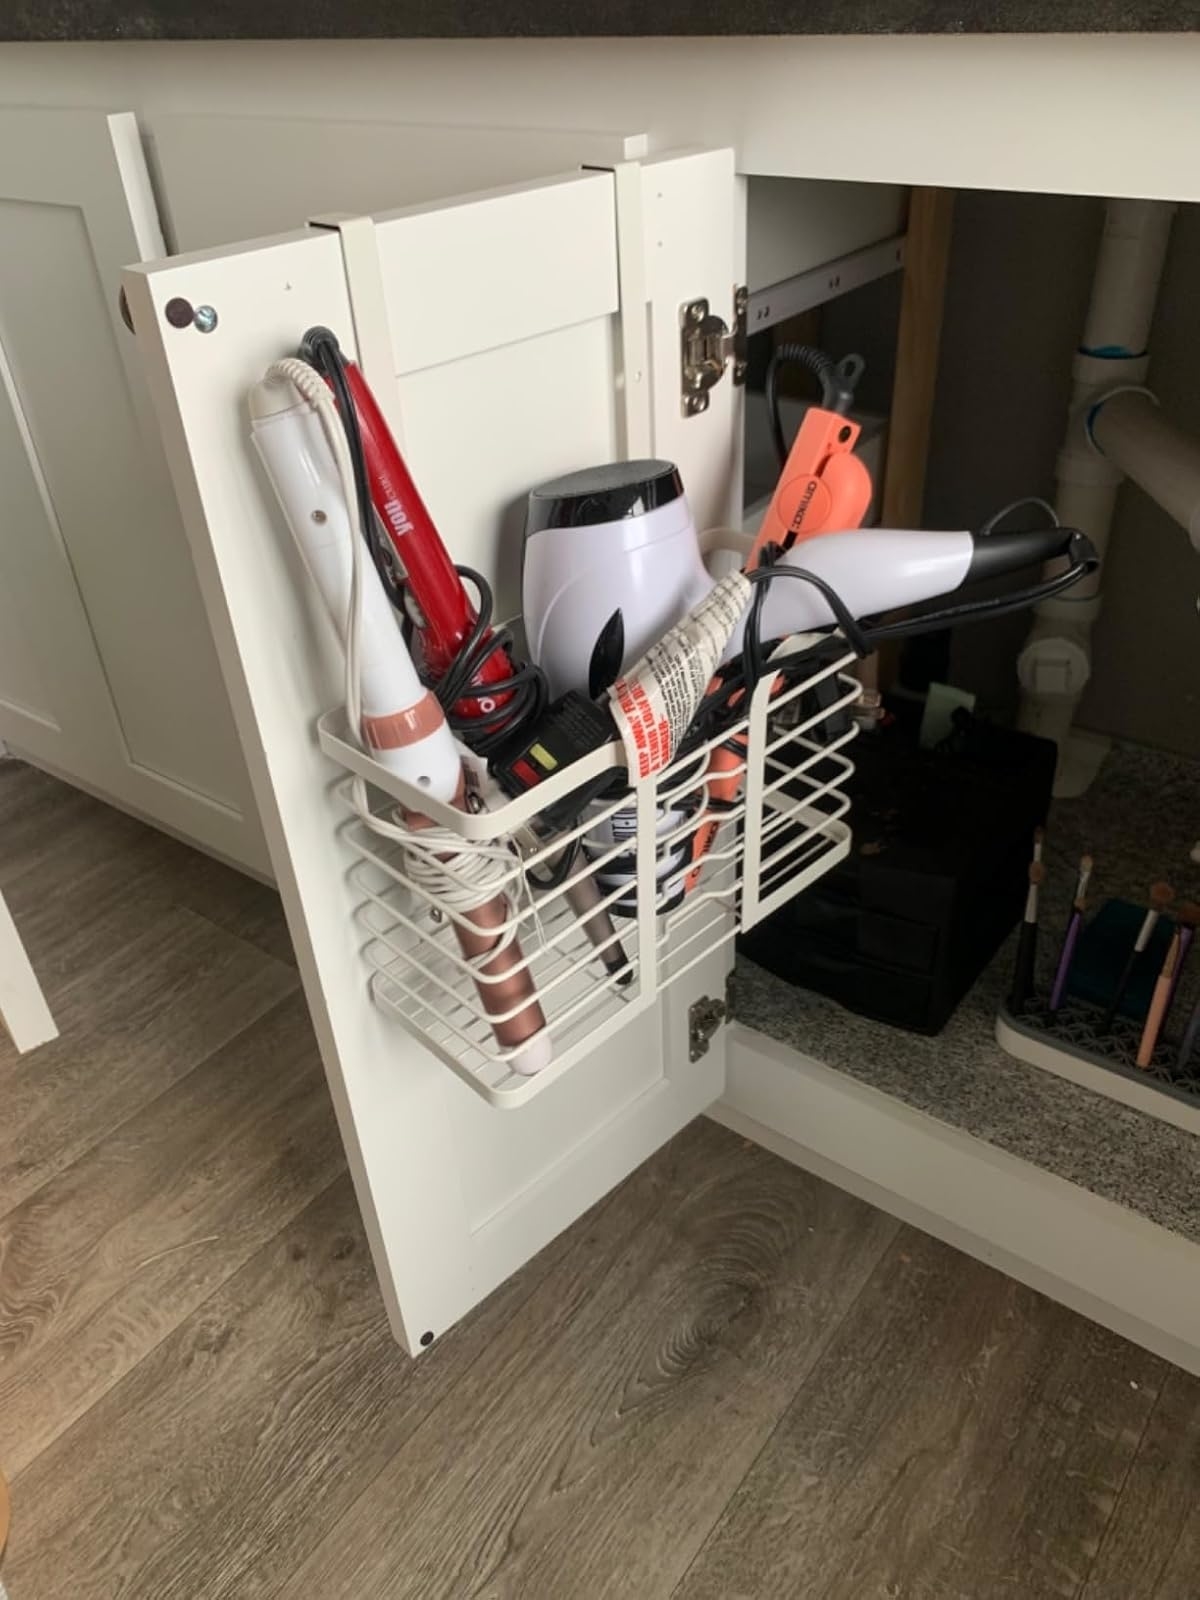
[[317, 641, 859, 1108]]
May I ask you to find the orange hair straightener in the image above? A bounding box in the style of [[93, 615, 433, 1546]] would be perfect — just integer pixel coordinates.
[[689, 346, 869, 893], [747, 347, 871, 564]]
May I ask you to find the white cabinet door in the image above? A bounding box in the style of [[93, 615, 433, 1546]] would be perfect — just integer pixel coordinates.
[[124, 149, 743, 1353], [0, 109, 266, 873], [151, 113, 649, 252]]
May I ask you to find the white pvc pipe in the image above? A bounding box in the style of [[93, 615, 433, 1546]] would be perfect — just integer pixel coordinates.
[[1091, 390, 1200, 553], [1016, 199, 1176, 794], [1080, 199, 1176, 358]]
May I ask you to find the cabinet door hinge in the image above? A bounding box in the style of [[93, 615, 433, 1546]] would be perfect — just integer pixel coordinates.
[[680, 286, 748, 417], [689, 992, 728, 1062]]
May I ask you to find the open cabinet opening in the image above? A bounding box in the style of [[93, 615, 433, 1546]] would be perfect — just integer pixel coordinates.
[[735, 174, 1200, 1157]]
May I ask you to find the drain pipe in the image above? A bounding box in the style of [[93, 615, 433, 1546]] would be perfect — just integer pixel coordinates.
[[1016, 199, 1176, 796], [1090, 381, 1200, 870], [1090, 388, 1200, 552]]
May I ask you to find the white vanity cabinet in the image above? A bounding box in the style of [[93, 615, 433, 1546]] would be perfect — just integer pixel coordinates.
[[4, 31, 1200, 1370], [121, 107, 1200, 1371]]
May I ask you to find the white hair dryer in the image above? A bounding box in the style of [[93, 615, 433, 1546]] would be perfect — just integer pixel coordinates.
[[722, 523, 1092, 658], [522, 460, 713, 698]]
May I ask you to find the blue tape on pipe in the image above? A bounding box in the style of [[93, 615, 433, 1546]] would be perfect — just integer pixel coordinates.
[[1077, 344, 1148, 359]]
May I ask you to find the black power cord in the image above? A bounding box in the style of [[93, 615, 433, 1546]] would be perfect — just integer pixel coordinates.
[[765, 345, 865, 467], [301, 327, 405, 608], [427, 565, 547, 757], [857, 530, 1099, 646]]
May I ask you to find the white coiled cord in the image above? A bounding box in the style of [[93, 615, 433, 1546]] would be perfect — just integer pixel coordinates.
[[264, 359, 529, 950]]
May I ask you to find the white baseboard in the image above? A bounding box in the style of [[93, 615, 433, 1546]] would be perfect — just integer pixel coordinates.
[[716, 1022, 1200, 1376]]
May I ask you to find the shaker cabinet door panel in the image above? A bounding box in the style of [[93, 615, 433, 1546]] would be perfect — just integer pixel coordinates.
[[0, 109, 266, 872]]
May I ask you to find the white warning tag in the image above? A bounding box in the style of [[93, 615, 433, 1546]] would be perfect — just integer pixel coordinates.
[[608, 572, 751, 780]]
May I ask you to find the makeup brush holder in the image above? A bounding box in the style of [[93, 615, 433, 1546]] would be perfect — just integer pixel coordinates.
[[317, 643, 860, 1108], [997, 995, 1200, 1139]]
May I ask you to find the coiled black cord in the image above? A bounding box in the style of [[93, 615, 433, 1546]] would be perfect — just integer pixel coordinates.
[[765, 345, 864, 467], [765, 344, 834, 467], [426, 564, 547, 756]]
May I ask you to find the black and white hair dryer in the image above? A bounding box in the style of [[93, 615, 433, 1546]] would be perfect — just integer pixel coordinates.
[[522, 460, 712, 699], [604, 520, 1098, 784], [724, 522, 1098, 659]]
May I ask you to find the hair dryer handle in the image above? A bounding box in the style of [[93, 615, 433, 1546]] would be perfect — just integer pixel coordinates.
[[966, 526, 1099, 582]]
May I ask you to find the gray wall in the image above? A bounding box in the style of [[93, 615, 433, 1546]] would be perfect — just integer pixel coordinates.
[[926, 190, 1200, 759]]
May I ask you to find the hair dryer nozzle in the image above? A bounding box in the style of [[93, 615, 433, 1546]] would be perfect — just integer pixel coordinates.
[[966, 525, 1098, 584]]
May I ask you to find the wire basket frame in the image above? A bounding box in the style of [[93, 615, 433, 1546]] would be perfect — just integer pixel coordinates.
[[319, 646, 859, 1107]]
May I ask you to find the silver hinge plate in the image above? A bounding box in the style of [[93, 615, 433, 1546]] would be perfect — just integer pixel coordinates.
[[680, 286, 748, 417], [689, 993, 728, 1062]]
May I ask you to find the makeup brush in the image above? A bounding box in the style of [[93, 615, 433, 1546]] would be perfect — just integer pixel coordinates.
[[1008, 836, 1045, 1013], [1136, 924, 1184, 1068], [1048, 853, 1093, 1012], [1103, 881, 1173, 1033], [1159, 900, 1198, 1037]]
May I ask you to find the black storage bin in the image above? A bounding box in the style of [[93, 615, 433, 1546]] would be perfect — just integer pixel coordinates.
[[739, 711, 1057, 1034]]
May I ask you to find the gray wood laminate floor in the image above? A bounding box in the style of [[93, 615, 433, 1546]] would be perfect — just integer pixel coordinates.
[[3, 756, 1200, 1600]]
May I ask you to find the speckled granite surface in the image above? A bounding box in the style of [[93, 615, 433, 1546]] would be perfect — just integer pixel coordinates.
[[735, 742, 1200, 1241], [4, 1, 1198, 40]]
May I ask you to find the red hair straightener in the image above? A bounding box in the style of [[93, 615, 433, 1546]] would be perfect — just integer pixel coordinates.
[[300, 329, 531, 749]]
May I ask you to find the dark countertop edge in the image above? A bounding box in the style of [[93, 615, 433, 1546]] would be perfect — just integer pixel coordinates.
[[4, 6, 1197, 45]]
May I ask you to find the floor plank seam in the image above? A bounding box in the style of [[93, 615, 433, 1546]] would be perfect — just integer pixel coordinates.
[[0, 989, 304, 1229], [665, 1209, 905, 1600], [7, 1160, 350, 1488], [181, 903, 298, 970], [1074, 1366, 1169, 1599], [170, 906, 299, 975], [263, 1173, 661, 1600]]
